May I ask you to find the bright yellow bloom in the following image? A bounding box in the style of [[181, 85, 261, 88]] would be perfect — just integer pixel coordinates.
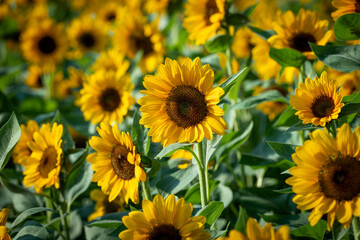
[[91, 49, 130, 73], [143, 0, 169, 14], [22, 122, 63, 193], [183, 0, 225, 45], [12, 120, 39, 164], [232, 27, 254, 59], [268, 9, 333, 59], [88, 189, 125, 221], [332, 0, 360, 21], [286, 123, 360, 230], [77, 70, 134, 125], [119, 194, 211, 240], [87, 122, 146, 203], [170, 149, 193, 169], [289, 71, 344, 127], [138, 57, 228, 146], [217, 218, 290, 240], [25, 65, 44, 89], [0, 208, 10, 240]]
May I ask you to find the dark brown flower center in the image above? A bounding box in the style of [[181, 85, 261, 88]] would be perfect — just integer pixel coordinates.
[[99, 88, 121, 112], [36, 75, 43, 88], [205, 0, 219, 25], [289, 33, 316, 52], [147, 224, 182, 240], [106, 12, 116, 21], [319, 155, 360, 201], [131, 34, 153, 57], [166, 85, 208, 128], [311, 95, 335, 118], [78, 32, 96, 49], [111, 144, 134, 180], [102, 198, 122, 213], [38, 35, 57, 54], [39, 146, 58, 178]]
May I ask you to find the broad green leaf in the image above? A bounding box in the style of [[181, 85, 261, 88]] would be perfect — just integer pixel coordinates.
[[273, 107, 298, 127], [343, 91, 360, 103], [247, 25, 275, 40], [205, 35, 232, 53], [227, 14, 249, 26], [266, 141, 297, 161], [243, 2, 258, 17], [145, 157, 161, 178], [13, 221, 49, 240], [334, 13, 360, 41], [196, 201, 224, 228], [286, 122, 320, 133], [332, 219, 351, 240], [201, 54, 221, 71], [220, 67, 250, 100], [65, 160, 93, 209], [269, 47, 307, 68], [0, 112, 20, 172], [197, 134, 223, 166], [155, 142, 192, 159], [234, 206, 248, 234], [131, 108, 146, 155], [51, 110, 75, 151], [273, 187, 293, 193], [339, 103, 360, 118], [310, 43, 360, 73], [231, 90, 287, 110], [260, 213, 310, 229], [87, 220, 123, 229], [10, 207, 55, 229], [291, 220, 327, 240], [211, 184, 233, 208]]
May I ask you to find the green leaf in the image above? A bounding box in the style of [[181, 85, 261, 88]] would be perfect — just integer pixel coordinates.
[[201, 54, 221, 71], [286, 122, 320, 133], [266, 141, 297, 161], [273, 107, 298, 127], [185, 180, 219, 204], [219, 67, 250, 100], [205, 35, 232, 53], [197, 134, 223, 167], [343, 91, 360, 103], [87, 220, 122, 229], [310, 43, 360, 73], [13, 221, 50, 240], [10, 207, 55, 229], [155, 142, 192, 159], [146, 157, 161, 178], [269, 47, 307, 68], [240, 153, 278, 167], [196, 201, 224, 228], [131, 108, 147, 155], [332, 219, 351, 240], [0, 170, 31, 194], [65, 160, 93, 209], [0, 112, 21, 172], [339, 103, 360, 118], [51, 110, 75, 151], [234, 206, 248, 234], [231, 90, 287, 110], [273, 187, 293, 193], [247, 25, 275, 40], [334, 13, 360, 41], [291, 220, 327, 240], [227, 14, 249, 26]]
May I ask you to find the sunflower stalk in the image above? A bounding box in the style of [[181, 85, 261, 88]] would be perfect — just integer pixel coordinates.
[[353, 217, 360, 240], [196, 142, 210, 208], [141, 179, 151, 201], [225, 27, 233, 77]]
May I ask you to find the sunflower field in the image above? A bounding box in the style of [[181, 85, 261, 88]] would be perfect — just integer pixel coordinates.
[[1, 0, 360, 239]]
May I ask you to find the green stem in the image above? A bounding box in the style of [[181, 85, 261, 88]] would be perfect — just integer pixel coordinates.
[[196, 142, 209, 207], [59, 208, 70, 240], [298, 130, 305, 145], [226, 46, 233, 77], [141, 179, 151, 200], [353, 217, 360, 240]]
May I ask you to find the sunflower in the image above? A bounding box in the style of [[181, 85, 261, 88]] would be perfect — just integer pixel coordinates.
[[143, 0, 169, 14], [268, 9, 333, 59], [335, 70, 360, 97], [22, 122, 63, 193], [25, 65, 44, 89], [119, 194, 211, 240], [231, 27, 254, 59], [138, 57, 227, 146], [286, 123, 360, 230], [88, 189, 125, 221], [254, 86, 288, 121], [77, 70, 134, 125], [331, 0, 360, 21], [183, 0, 226, 45], [20, 19, 67, 71], [289, 71, 344, 127], [170, 149, 193, 169], [91, 49, 130, 74], [67, 15, 107, 57], [87, 122, 146, 203], [12, 120, 39, 165], [217, 218, 290, 240], [0, 208, 10, 240], [113, 16, 165, 73]]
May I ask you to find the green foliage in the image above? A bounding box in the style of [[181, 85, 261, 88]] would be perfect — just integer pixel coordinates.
[[269, 47, 307, 68], [231, 90, 287, 110], [220, 67, 251, 99], [334, 13, 360, 41], [196, 201, 224, 228], [227, 14, 249, 26], [205, 35, 232, 53], [10, 207, 55, 230]]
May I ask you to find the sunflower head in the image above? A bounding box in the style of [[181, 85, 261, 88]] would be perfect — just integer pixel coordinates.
[[22, 122, 63, 193], [91, 49, 130, 74], [143, 0, 169, 13], [138, 57, 227, 146], [332, 0, 360, 21], [119, 194, 211, 240], [336, 70, 360, 97], [289, 71, 344, 127], [286, 123, 360, 230], [88, 189, 125, 221], [268, 9, 333, 59], [87, 122, 146, 203]]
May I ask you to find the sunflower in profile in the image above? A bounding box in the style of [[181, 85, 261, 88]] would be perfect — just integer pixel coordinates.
[[88, 189, 125, 221], [25, 65, 44, 89], [231, 27, 254, 59], [138, 57, 227, 146], [77, 70, 134, 125], [67, 15, 107, 57], [113, 16, 165, 73], [20, 19, 67, 71], [91, 49, 130, 74], [268, 9, 333, 59], [119, 194, 211, 240], [183, 0, 226, 45], [12, 120, 39, 165], [22, 122, 63, 193], [286, 123, 360, 230], [289, 71, 344, 127], [87, 122, 146, 203], [217, 218, 290, 240], [143, 0, 169, 14], [0, 208, 10, 240], [331, 0, 360, 21], [254, 86, 288, 121]]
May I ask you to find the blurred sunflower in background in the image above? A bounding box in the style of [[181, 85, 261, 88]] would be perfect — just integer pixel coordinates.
[[335, 70, 360, 97], [331, 0, 360, 20], [119, 194, 211, 240], [183, 0, 225, 45], [77, 70, 134, 124], [20, 19, 67, 71], [88, 189, 125, 221], [170, 149, 193, 169], [143, 0, 169, 14], [289, 71, 344, 127], [22, 122, 63, 193], [286, 124, 360, 230], [91, 49, 130, 73], [96, 0, 127, 27], [138, 57, 227, 146], [25, 65, 44, 89], [0, 208, 10, 240], [87, 123, 146, 203], [231, 27, 254, 59]]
